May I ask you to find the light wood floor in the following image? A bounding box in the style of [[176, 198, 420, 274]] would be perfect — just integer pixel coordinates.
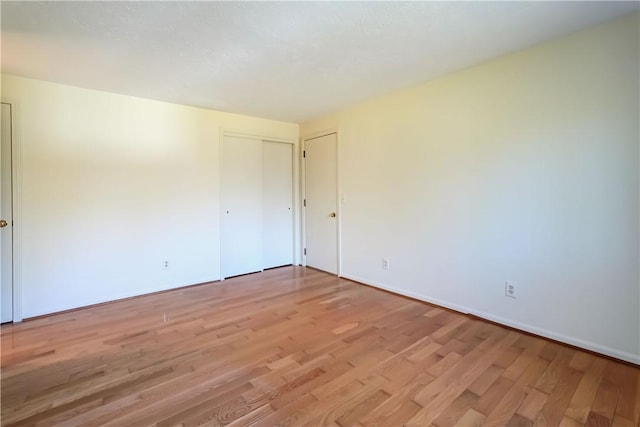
[[1, 267, 638, 427]]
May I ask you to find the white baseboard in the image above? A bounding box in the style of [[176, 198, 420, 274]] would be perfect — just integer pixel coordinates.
[[340, 273, 640, 365]]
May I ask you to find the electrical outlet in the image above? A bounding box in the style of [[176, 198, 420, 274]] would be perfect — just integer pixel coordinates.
[[163, 260, 170, 270], [382, 258, 390, 270], [505, 281, 517, 298]]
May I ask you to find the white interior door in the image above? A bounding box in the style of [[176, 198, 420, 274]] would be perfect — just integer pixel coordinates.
[[1, 103, 13, 323], [304, 133, 338, 274], [262, 141, 293, 269], [221, 136, 262, 278]]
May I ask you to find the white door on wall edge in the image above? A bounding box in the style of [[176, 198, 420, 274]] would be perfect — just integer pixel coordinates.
[[304, 133, 338, 275], [1, 103, 13, 323]]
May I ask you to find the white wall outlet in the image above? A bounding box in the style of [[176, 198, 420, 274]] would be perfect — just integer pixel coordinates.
[[382, 258, 390, 270], [163, 260, 170, 270], [505, 281, 517, 298]]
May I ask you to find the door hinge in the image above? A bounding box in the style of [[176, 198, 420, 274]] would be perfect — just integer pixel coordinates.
[[303, 150, 306, 158], [304, 248, 307, 256], [303, 199, 306, 207]]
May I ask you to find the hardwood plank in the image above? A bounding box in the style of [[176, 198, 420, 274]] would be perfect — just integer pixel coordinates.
[[610, 415, 635, 427], [474, 377, 516, 416], [508, 413, 534, 427], [357, 372, 434, 427], [585, 411, 611, 427], [565, 358, 608, 423], [517, 388, 549, 422], [589, 380, 621, 423], [334, 388, 390, 427], [453, 408, 486, 427], [467, 364, 504, 396], [538, 363, 584, 426], [559, 415, 586, 427], [606, 363, 640, 424], [374, 399, 422, 427], [535, 346, 575, 394], [432, 390, 479, 427], [482, 383, 527, 427]]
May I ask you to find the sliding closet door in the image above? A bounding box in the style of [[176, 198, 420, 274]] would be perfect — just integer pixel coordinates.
[[262, 141, 293, 269], [221, 136, 262, 278]]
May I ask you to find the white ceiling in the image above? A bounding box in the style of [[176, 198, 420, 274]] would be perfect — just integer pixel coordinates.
[[1, 1, 638, 123]]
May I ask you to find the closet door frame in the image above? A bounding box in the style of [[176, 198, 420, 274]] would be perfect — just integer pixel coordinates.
[[219, 130, 300, 280]]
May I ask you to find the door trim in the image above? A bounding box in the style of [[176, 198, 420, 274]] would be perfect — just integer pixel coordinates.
[[1, 99, 22, 322], [301, 128, 341, 277], [222, 129, 296, 145]]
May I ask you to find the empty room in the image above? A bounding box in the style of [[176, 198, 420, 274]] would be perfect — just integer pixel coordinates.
[[1, 1, 639, 426]]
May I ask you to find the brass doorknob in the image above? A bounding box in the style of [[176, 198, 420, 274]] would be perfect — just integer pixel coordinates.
[[329, 212, 336, 218], [0, 220, 7, 228]]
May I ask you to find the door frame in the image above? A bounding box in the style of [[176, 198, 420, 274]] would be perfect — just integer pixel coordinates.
[[1, 99, 22, 322], [218, 129, 300, 280], [301, 128, 341, 276]]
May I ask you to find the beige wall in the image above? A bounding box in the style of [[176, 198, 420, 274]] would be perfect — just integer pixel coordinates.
[[1, 74, 299, 318], [301, 14, 639, 363]]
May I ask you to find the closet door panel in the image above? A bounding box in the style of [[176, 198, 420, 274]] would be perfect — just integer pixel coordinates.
[[262, 141, 293, 269], [221, 136, 262, 278]]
